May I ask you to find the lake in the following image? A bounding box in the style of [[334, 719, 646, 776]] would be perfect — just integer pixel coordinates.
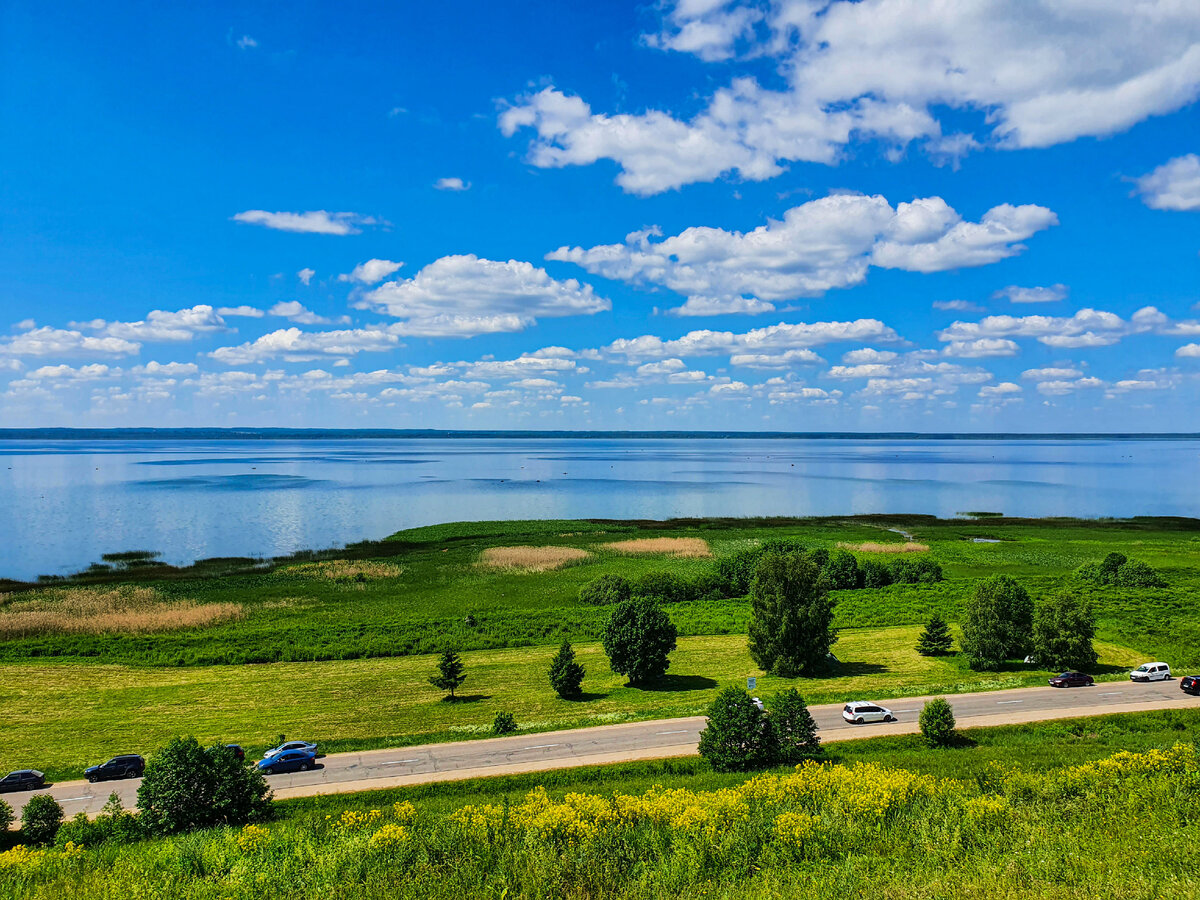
[[1, 434, 1197, 581]]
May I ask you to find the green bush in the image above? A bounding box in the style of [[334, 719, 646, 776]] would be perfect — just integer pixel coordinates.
[[429, 648, 467, 700], [492, 712, 517, 735], [860, 559, 893, 588], [1115, 559, 1167, 588], [768, 688, 821, 764], [579, 574, 633, 606], [632, 571, 692, 604], [1032, 591, 1098, 671], [714, 539, 806, 597], [823, 550, 862, 590], [916, 614, 954, 656], [0, 798, 12, 833], [889, 557, 943, 584], [748, 551, 836, 677], [136, 737, 272, 836], [697, 687, 773, 772], [602, 597, 678, 685], [961, 575, 1033, 670], [919, 697, 957, 747], [1074, 554, 1165, 588], [547, 639, 585, 699], [20, 794, 63, 845]]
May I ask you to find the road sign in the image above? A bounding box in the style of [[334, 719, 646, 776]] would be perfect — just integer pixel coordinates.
[[747, 676, 756, 690]]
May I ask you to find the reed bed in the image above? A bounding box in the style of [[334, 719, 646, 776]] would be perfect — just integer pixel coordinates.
[[279, 560, 405, 581], [0, 586, 243, 639], [604, 537, 712, 558], [477, 546, 591, 572], [838, 541, 930, 553]]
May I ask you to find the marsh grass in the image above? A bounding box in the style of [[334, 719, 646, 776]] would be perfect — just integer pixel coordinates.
[[278, 560, 404, 581], [0, 586, 242, 639], [604, 537, 712, 557], [839, 542, 930, 553], [477, 546, 591, 572]]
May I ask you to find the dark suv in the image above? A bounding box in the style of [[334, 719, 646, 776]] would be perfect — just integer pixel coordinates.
[[1181, 675, 1200, 696], [0, 770, 45, 793], [85, 754, 145, 783]]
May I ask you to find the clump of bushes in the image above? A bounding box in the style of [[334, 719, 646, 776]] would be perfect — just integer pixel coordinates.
[[1074, 553, 1165, 588], [698, 687, 821, 772], [55, 793, 142, 847], [919, 698, 957, 747], [493, 712, 517, 735], [20, 794, 63, 845]]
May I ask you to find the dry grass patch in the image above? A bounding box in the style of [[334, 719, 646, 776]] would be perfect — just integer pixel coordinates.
[[838, 541, 930, 553], [604, 537, 711, 558], [0, 586, 243, 639], [478, 546, 591, 572], [280, 560, 405, 581]]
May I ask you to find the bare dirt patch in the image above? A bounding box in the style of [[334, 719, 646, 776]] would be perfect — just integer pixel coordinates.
[[478, 546, 591, 572], [603, 538, 712, 558], [838, 542, 930, 554], [0, 586, 244, 639]]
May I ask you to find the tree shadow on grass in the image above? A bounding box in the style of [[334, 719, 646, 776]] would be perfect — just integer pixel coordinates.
[[636, 674, 719, 692], [824, 662, 888, 677], [441, 694, 493, 704], [562, 691, 609, 702]]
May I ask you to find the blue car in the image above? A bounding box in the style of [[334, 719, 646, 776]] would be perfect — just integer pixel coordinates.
[[256, 749, 316, 775]]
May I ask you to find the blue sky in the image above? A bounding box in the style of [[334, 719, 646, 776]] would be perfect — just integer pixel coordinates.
[[2, 0, 1199, 431]]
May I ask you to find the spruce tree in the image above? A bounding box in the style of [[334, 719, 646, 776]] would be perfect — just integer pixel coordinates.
[[698, 687, 773, 772], [916, 614, 953, 656], [548, 639, 586, 698], [768, 688, 822, 764], [429, 648, 467, 700]]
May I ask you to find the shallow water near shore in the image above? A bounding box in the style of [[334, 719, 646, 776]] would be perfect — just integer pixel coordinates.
[[1, 435, 1197, 580]]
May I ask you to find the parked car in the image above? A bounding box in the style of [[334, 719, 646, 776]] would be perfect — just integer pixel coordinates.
[[0, 770, 45, 793], [256, 749, 316, 775], [264, 740, 318, 758], [85, 754, 145, 783], [224, 744, 246, 762], [1049, 671, 1094, 688], [1130, 662, 1171, 682], [842, 701, 895, 724], [1180, 675, 1200, 695]]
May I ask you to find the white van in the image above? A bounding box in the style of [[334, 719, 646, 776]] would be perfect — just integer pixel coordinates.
[[1130, 662, 1171, 682]]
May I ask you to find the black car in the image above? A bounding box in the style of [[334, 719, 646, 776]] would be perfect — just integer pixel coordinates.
[[0, 770, 45, 793], [1181, 675, 1200, 695], [1048, 671, 1094, 688], [225, 744, 246, 762], [85, 754, 145, 783]]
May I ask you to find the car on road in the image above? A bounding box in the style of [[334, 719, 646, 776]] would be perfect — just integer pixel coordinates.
[[1049, 671, 1094, 688], [751, 696, 765, 712], [85, 754, 145, 783], [1130, 662, 1171, 682], [842, 701, 895, 724], [0, 770, 45, 793], [1181, 675, 1200, 695], [257, 749, 317, 775], [264, 740, 318, 758]]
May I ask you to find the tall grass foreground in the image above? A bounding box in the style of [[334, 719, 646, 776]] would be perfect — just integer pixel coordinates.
[[2, 743, 1198, 898]]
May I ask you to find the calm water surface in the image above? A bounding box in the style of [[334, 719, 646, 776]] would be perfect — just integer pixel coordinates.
[[1, 437, 1197, 581]]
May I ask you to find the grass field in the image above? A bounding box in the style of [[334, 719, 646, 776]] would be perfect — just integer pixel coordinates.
[[3, 710, 1199, 900]]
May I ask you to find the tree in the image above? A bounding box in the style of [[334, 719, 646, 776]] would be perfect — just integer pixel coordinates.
[[0, 798, 13, 834], [698, 687, 774, 772], [823, 550, 861, 590], [493, 712, 517, 735], [768, 689, 822, 764], [137, 737, 272, 836], [548, 639, 586, 699], [633, 571, 692, 604], [578, 574, 632, 606], [916, 614, 954, 656], [961, 575, 1033, 670], [21, 794, 64, 845], [602, 596, 678, 685], [1032, 591, 1098, 671], [919, 698, 957, 748], [860, 559, 892, 589], [429, 648, 467, 700], [747, 551, 836, 677], [1115, 559, 1166, 588], [1099, 552, 1128, 583]]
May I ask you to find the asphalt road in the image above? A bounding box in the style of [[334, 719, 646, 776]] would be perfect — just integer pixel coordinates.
[[9, 678, 1196, 821]]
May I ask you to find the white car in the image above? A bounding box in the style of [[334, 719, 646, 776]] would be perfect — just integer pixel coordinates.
[[842, 701, 895, 724], [1130, 662, 1171, 682], [751, 696, 765, 712], [265, 740, 318, 757]]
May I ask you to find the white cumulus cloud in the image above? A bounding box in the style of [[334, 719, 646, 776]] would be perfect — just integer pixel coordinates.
[[339, 259, 403, 285], [231, 210, 383, 235], [1135, 154, 1200, 211], [993, 284, 1069, 304]]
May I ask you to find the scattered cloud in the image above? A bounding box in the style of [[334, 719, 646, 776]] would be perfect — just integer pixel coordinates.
[[235, 34, 258, 50], [979, 382, 1022, 397], [603, 318, 901, 361], [1022, 366, 1083, 380], [231, 210, 383, 235], [217, 305, 264, 318], [941, 338, 1021, 358], [1177, 343, 1200, 357], [549, 194, 1056, 315], [357, 254, 609, 337], [993, 284, 1068, 304], [209, 327, 399, 365], [88, 305, 229, 342], [1134, 154, 1200, 211], [268, 301, 340, 325], [298, 268, 316, 286], [434, 177, 470, 191], [4, 327, 141, 357], [339, 259, 403, 285], [938, 306, 1169, 350], [933, 300, 984, 312]]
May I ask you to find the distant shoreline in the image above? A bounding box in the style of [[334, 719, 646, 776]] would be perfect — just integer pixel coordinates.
[[2, 428, 1200, 441]]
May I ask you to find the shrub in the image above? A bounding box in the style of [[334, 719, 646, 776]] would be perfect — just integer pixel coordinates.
[[768, 689, 821, 764], [136, 737, 272, 836], [714, 539, 806, 597], [1074, 553, 1164, 587], [1099, 552, 1127, 581], [493, 712, 517, 735], [919, 697, 957, 747], [0, 798, 12, 833], [429, 648, 467, 700], [632, 571, 692, 604], [890, 557, 943, 584], [1032, 591, 1098, 671], [1116, 559, 1167, 588], [916, 614, 954, 656], [822, 550, 862, 590], [602, 597, 678, 685], [697, 687, 773, 772], [578, 574, 632, 606], [548, 639, 585, 699], [961, 575, 1033, 670], [860, 559, 893, 588], [20, 794, 63, 845], [690, 571, 729, 603], [748, 551, 836, 678]]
